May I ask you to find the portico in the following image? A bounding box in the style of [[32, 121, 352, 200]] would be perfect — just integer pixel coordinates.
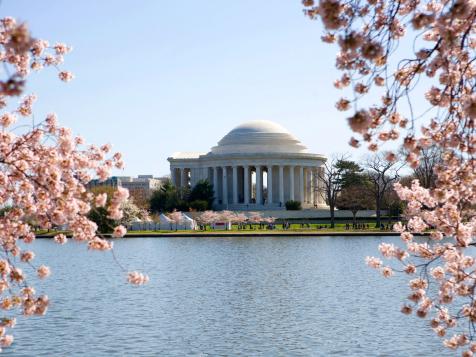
[[168, 120, 327, 210]]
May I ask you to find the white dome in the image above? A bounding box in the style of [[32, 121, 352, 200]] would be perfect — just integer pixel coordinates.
[[210, 120, 308, 155]]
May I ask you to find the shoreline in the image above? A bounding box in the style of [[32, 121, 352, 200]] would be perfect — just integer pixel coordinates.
[[35, 231, 427, 238]]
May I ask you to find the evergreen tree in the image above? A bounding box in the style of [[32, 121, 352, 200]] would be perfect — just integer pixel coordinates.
[[189, 180, 215, 209]]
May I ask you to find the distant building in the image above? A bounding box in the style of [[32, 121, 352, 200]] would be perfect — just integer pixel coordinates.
[[168, 120, 328, 211], [119, 175, 163, 192], [87, 175, 165, 207], [87, 176, 124, 189]]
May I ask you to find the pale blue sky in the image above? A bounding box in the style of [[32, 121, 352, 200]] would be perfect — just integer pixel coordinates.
[[5, 0, 369, 176]]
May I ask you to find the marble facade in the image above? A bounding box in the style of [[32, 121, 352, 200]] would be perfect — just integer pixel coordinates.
[[168, 120, 327, 210]]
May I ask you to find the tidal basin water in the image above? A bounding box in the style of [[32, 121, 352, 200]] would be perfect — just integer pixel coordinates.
[[6, 236, 452, 356]]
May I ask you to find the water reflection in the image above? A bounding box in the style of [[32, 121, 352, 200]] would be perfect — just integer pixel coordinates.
[[5, 236, 451, 356]]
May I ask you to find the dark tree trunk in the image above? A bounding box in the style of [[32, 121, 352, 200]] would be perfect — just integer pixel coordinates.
[[330, 204, 335, 228], [352, 210, 357, 226], [375, 197, 381, 228]]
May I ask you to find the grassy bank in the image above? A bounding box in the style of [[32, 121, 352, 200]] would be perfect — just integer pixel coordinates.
[[34, 222, 407, 238]]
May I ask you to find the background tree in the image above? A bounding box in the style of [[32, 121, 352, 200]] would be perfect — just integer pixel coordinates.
[[340, 161, 363, 189], [363, 153, 402, 228], [0, 206, 12, 218], [119, 199, 149, 226], [149, 181, 187, 213], [285, 200, 302, 210], [149, 185, 168, 213], [382, 185, 404, 219], [87, 207, 115, 233], [189, 179, 215, 210], [247, 211, 263, 227], [195, 210, 219, 230], [89, 185, 116, 203], [189, 200, 208, 212], [316, 155, 362, 228], [411, 147, 442, 189], [126, 187, 151, 210], [336, 178, 374, 225], [88, 186, 117, 233], [150, 180, 214, 213], [88, 187, 147, 232], [168, 211, 183, 231]]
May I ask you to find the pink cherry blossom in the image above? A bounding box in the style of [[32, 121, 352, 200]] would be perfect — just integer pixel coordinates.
[[112, 225, 127, 238], [37, 265, 50, 279], [0, 335, 13, 348], [20, 251, 35, 263], [0, 17, 148, 350], [53, 234, 67, 245], [88, 237, 113, 251], [95, 193, 107, 207], [58, 71, 74, 82], [127, 271, 150, 285], [302, 0, 476, 350], [0, 113, 16, 127], [53, 42, 71, 55], [365, 256, 382, 269], [381, 266, 393, 278]]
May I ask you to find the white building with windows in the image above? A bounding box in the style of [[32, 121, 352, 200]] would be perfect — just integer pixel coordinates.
[[118, 175, 163, 192], [168, 120, 327, 210]]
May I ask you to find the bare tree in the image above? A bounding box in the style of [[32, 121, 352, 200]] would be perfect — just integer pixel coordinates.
[[316, 154, 361, 228], [363, 153, 404, 228], [412, 147, 442, 189]]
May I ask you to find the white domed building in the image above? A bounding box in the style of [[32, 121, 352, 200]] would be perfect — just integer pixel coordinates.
[[168, 120, 327, 210]]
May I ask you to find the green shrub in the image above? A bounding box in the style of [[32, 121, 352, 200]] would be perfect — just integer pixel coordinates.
[[88, 207, 115, 233], [189, 180, 214, 209], [189, 200, 208, 211], [285, 200, 302, 210]]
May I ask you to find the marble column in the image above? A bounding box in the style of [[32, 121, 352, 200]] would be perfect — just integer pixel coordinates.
[[299, 166, 304, 203], [313, 167, 318, 205], [244, 165, 250, 204], [177, 168, 183, 188], [256, 166, 262, 205], [213, 167, 218, 204], [232, 165, 238, 204], [267, 165, 273, 205], [310, 167, 316, 206], [171, 168, 176, 187], [307, 168, 312, 203], [289, 166, 295, 201], [306, 168, 311, 203], [222, 166, 228, 206], [279, 165, 284, 204], [190, 169, 195, 188], [183, 168, 190, 188]]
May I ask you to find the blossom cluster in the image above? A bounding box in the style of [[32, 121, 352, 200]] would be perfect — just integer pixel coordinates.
[[303, 0, 476, 353], [303, 0, 476, 156], [195, 210, 275, 226], [367, 176, 476, 353], [0, 17, 148, 351]]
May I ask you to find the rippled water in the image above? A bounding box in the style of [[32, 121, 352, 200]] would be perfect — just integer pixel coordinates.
[[4, 236, 452, 356]]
